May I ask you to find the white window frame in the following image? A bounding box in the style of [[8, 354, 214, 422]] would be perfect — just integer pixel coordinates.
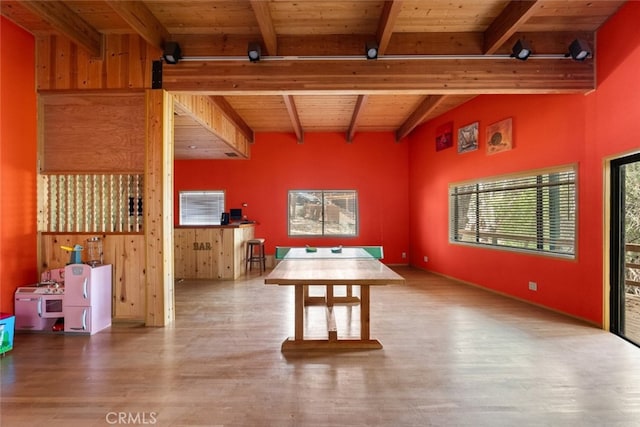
[[449, 165, 577, 258], [287, 190, 359, 237], [179, 190, 225, 226]]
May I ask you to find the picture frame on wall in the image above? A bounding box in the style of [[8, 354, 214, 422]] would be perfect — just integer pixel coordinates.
[[436, 122, 453, 151], [486, 117, 513, 155], [458, 122, 479, 153]]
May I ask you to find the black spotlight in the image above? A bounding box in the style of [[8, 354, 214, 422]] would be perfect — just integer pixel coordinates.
[[365, 41, 378, 60], [567, 39, 592, 61], [162, 42, 181, 64], [248, 42, 261, 62], [511, 39, 532, 61]]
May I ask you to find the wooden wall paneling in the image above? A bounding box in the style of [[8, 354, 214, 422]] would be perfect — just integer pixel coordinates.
[[40, 91, 146, 173], [53, 35, 74, 89], [39, 233, 146, 322], [144, 89, 174, 327], [106, 234, 146, 321], [35, 33, 158, 90]]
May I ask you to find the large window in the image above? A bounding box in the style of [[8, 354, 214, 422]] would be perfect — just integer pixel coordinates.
[[288, 190, 358, 236], [179, 191, 225, 226], [449, 166, 576, 257]]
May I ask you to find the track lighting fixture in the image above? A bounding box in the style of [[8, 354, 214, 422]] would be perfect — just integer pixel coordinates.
[[162, 42, 182, 64], [248, 42, 261, 62], [567, 39, 592, 61], [365, 41, 379, 60], [511, 39, 532, 61]]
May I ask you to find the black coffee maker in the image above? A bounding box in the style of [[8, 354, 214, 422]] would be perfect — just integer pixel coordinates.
[[220, 212, 230, 225]]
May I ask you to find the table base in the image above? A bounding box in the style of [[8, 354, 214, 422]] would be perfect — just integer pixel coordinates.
[[281, 338, 383, 351]]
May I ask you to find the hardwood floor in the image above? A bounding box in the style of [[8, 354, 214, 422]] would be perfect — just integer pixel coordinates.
[[2, 267, 640, 426]]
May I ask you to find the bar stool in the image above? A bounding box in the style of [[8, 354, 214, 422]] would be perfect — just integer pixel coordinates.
[[246, 238, 266, 273]]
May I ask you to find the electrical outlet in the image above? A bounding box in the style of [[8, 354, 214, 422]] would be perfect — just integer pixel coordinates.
[[528, 281, 537, 291], [424, 256, 429, 262], [402, 252, 406, 259]]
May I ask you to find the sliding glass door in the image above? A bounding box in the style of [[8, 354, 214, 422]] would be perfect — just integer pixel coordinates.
[[610, 153, 640, 345]]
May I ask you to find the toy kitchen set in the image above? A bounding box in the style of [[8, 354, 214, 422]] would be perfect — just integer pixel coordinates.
[[14, 238, 112, 335]]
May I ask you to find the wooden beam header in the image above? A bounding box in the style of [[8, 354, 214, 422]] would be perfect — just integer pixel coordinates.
[[161, 58, 594, 95]]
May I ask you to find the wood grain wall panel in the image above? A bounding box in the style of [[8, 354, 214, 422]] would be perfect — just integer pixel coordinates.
[[40, 92, 145, 173], [40, 233, 146, 322], [36, 33, 159, 90]]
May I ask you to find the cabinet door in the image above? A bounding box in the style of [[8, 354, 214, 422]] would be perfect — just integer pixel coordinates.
[[64, 306, 92, 333], [64, 264, 92, 306]]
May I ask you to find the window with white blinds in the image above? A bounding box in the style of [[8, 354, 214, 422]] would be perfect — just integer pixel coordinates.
[[179, 191, 225, 226], [449, 166, 576, 257]]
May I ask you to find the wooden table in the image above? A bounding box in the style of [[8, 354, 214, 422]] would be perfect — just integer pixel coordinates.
[[265, 247, 405, 351]]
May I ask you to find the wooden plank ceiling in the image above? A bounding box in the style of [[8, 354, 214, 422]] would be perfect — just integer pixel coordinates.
[[1, 0, 626, 158]]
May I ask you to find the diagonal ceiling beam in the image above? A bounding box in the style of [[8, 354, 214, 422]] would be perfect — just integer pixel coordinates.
[[484, 0, 540, 54], [283, 95, 304, 143], [346, 95, 369, 142], [250, 0, 278, 55], [105, 0, 170, 51], [210, 96, 255, 143], [396, 95, 446, 141], [376, 0, 403, 54], [19, 0, 102, 57]]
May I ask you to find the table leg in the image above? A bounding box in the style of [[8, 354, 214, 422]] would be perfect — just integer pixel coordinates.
[[360, 285, 370, 341], [294, 284, 304, 341], [325, 285, 334, 307]]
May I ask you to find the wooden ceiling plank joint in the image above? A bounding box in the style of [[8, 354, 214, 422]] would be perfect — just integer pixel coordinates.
[[377, 0, 403, 54], [19, 0, 102, 58], [250, 0, 278, 56], [105, 0, 170, 51], [484, 0, 540, 55], [346, 95, 369, 143], [283, 95, 304, 144]]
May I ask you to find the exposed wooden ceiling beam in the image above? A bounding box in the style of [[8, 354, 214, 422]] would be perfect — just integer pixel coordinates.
[[105, 0, 170, 52], [346, 95, 369, 142], [173, 93, 250, 158], [376, 0, 403, 54], [250, 0, 278, 56], [19, 0, 102, 57], [396, 95, 447, 142], [484, 0, 540, 54], [210, 96, 255, 143], [283, 95, 304, 143], [162, 58, 594, 94]]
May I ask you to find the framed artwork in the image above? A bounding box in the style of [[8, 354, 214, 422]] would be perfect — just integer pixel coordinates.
[[486, 117, 513, 155], [436, 122, 453, 151], [458, 122, 479, 153]]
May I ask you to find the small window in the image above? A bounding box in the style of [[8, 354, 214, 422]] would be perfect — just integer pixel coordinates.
[[179, 191, 225, 226], [288, 190, 358, 236], [449, 166, 576, 257]]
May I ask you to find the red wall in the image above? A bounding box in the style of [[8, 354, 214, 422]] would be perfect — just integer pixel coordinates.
[[0, 17, 38, 313], [408, 1, 640, 325], [174, 132, 410, 264]]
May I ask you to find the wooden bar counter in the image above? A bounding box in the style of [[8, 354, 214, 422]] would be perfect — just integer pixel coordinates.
[[174, 224, 255, 280]]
